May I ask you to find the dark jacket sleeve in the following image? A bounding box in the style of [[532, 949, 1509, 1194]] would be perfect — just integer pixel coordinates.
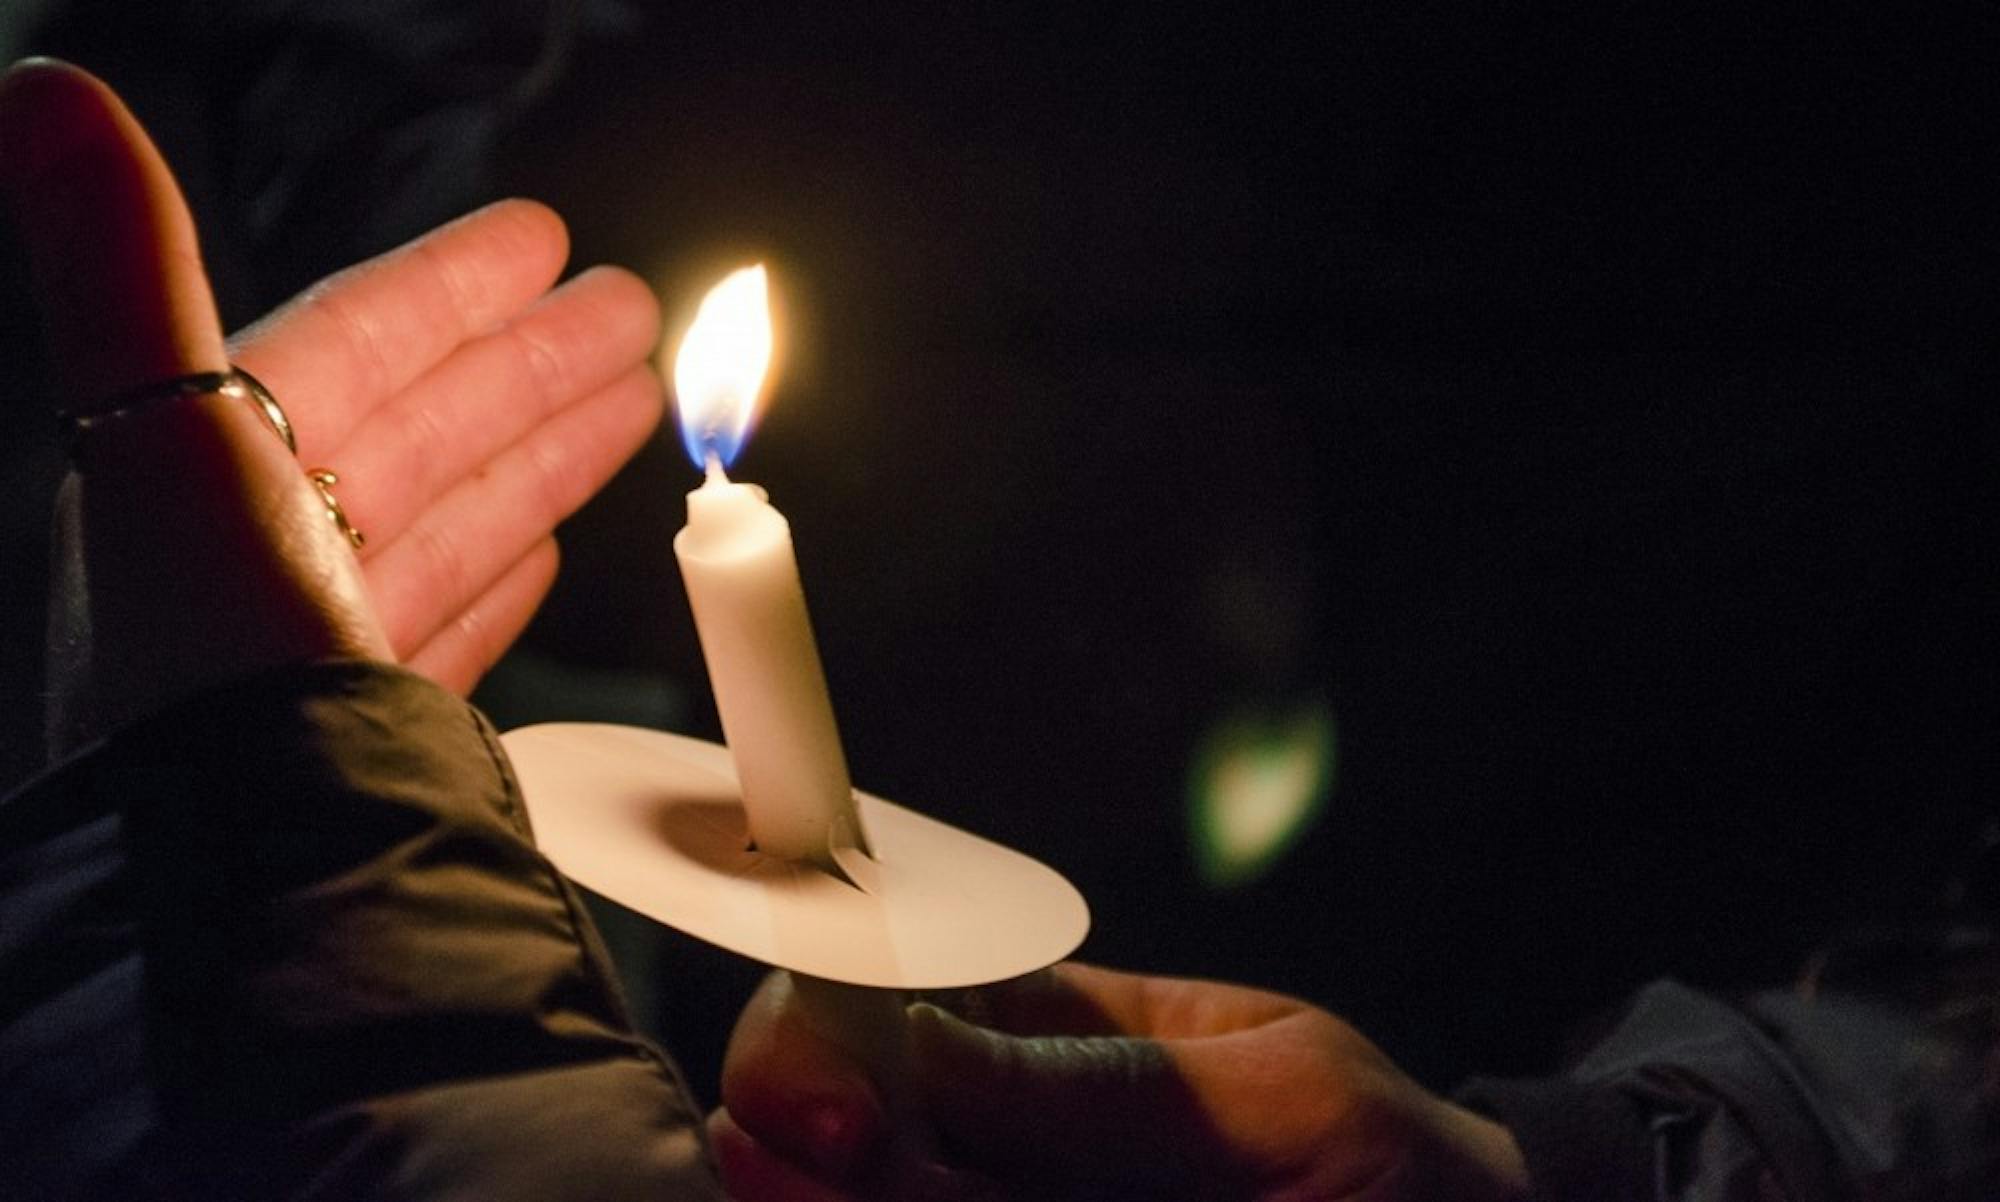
[[1458, 973, 2000, 1202], [0, 660, 721, 1201]]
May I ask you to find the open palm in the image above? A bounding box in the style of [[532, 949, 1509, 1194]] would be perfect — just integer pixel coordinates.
[[229, 197, 663, 693], [3, 58, 660, 723]]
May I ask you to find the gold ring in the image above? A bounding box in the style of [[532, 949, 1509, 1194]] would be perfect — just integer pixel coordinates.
[[307, 469, 366, 549]]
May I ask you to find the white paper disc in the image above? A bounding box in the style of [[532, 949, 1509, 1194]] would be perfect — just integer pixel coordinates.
[[500, 723, 1090, 990]]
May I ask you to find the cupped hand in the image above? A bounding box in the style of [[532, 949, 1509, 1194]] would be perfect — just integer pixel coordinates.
[[0, 59, 662, 754], [711, 963, 1531, 1202], [1, 58, 393, 751], [228, 190, 663, 694]]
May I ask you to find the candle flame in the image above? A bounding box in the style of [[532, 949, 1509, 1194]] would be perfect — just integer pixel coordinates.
[[672, 265, 772, 469]]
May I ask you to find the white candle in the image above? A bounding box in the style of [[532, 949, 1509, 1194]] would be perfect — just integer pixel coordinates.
[[671, 266, 863, 866]]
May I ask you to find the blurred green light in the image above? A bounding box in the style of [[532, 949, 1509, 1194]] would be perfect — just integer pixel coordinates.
[[1188, 701, 1336, 889]]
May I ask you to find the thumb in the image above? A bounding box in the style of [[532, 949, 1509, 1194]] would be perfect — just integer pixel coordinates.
[[908, 1003, 1229, 1197], [0, 57, 223, 402]]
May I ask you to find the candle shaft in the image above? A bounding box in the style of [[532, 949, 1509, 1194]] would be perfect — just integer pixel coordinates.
[[674, 466, 861, 865]]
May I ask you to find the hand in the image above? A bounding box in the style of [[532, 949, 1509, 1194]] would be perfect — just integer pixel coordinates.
[[0, 60, 660, 752], [711, 963, 1532, 1202], [227, 183, 662, 695]]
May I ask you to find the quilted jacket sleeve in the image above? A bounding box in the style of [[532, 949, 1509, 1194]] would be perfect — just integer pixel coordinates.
[[0, 660, 721, 1201]]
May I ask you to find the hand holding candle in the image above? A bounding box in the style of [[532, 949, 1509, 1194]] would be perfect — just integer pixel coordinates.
[[500, 260, 1086, 1189]]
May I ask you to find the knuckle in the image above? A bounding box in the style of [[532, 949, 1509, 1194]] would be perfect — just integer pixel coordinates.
[[311, 283, 394, 395], [507, 323, 571, 409], [411, 521, 471, 623], [526, 435, 584, 526]]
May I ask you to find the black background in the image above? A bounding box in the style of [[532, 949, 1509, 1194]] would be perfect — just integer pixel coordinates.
[[5, 2, 1998, 1097]]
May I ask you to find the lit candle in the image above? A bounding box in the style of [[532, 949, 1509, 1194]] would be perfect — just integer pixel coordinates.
[[671, 265, 864, 866]]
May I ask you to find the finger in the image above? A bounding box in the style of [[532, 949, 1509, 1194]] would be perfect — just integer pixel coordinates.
[[362, 363, 663, 657], [402, 538, 560, 695], [907, 1004, 1226, 1196], [0, 58, 225, 402], [939, 965, 1131, 1039], [229, 198, 570, 461], [973, 961, 1299, 1041], [711, 1110, 1013, 1202], [709, 1111, 873, 1202], [721, 973, 891, 1186], [331, 265, 660, 553]]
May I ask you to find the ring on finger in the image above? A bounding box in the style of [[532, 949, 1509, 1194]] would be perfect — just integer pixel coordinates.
[[307, 468, 366, 549]]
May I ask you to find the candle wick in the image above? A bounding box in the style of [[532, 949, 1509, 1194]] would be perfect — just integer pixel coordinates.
[[704, 450, 728, 484]]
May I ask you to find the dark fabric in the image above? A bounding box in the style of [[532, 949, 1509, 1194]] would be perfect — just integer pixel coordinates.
[[1460, 975, 2000, 1201], [0, 660, 720, 1201], [1455, 1076, 1657, 1201], [5, 663, 1997, 1198]]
